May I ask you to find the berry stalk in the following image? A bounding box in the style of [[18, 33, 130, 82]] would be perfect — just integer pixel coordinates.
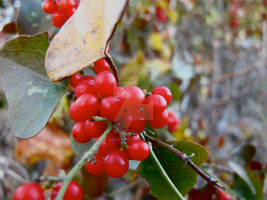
[[55, 121, 112, 200]]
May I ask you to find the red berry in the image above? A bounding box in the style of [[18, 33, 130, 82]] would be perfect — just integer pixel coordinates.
[[218, 189, 232, 200], [128, 140, 150, 161], [167, 111, 179, 125], [51, 180, 83, 200], [156, 6, 168, 23], [104, 150, 129, 178], [70, 73, 83, 88], [75, 80, 97, 97], [83, 75, 94, 81], [119, 86, 145, 112], [127, 134, 140, 144], [123, 111, 146, 132], [13, 183, 45, 200], [152, 86, 172, 105], [100, 96, 124, 122], [42, 0, 58, 14], [94, 58, 110, 74], [98, 130, 121, 156], [85, 120, 107, 138], [69, 94, 99, 122], [72, 121, 91, 143], [59, 0, 76, 12], [144, 94, 167, 114], [148, 109, 168, 129], [115, 86, 124, 97], [52, 10, 66, 28], [85, 154, 105, 176], [64, 7, 76, 18], [95, 71, 117, 97]]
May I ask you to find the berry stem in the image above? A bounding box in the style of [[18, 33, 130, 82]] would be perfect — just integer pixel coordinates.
[[148, 141, 185, 200], [55, 122, 112, 200], [144, 132, 225, 191]]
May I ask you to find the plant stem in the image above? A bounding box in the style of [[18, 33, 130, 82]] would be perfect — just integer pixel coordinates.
[[148, 142, 185, 200], [55, 122, 112, 200], [144, 132, 225, 191]]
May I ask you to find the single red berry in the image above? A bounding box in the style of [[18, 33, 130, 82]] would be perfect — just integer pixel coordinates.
[[51, 180, 83, 200], [70, 73, 83, 88], [119, 86, 145, 112], [52, 10, 66, 28], [85, 120, 107, 138], [123, 111, 146, 132], [104, 150, 129, 178], [42, 0, 58, 14], [98, 130, 121, 156], [115, 86, 124, 97], [167, 111, 179, 125], [218, 189, 232, 200], [69, 94, 99, 122], [128, 140, 150, 161], [85, 154, 105, 176], [75, 80, 97, 97], [83, 75, 94, 81], [156, 6, 168, 23], [95, 71, 117, 97], [94, 58, 110, 74], [100, 96, 124, 122], [13, 182, 45, 200], [64, 7, 76, 19], [152, 86, 172, 105], [72, 121, 91, 143], [148, 109, 168, 129], [144, 94, 167, 114], [127, 134, 140, 144], [59, 0, 76, 12], [168, 123, 178, 133]]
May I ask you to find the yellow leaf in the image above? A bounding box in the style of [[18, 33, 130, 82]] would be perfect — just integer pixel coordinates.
[[148, 32, 163, 51], [45, 0, 129, 82]]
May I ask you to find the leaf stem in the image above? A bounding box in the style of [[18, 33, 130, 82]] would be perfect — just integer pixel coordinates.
[[55, 122, 112, 200], [148, 142, 185, 200], [144, 132, 225, 191]]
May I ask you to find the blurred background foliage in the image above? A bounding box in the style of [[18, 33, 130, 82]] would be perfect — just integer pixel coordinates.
[[0, 0, 266, 199]]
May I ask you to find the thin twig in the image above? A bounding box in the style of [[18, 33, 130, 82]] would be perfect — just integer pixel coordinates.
[[144, 133, 225, 191]]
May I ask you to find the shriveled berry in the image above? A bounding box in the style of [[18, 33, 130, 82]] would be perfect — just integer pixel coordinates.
[[104, 150, 129, 178], [85, 120, 107, 138]]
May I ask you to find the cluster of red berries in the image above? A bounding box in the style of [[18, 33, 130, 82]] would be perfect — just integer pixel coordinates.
[[69, 58, 178, 178], [13, 181, 83, 200], [42, 0, 80, 28]]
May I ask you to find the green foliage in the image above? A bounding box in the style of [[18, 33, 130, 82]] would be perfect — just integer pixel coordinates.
[[140, 141, 208, 200], [0, 33, 66, 138], [17, 0, 54, 35]]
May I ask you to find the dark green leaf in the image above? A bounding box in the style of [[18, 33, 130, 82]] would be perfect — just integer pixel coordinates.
[[17, 0, 54, 35], [0, 33, 66, 138], [140, 141, 208, 200], [232, 174, 257, 200]]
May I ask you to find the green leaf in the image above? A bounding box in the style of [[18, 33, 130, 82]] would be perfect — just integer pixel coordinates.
[[17, 0, 54, 35], [0, 33, 66, 138], [232, 174, 257, 200], [70, 135, 94, 157], [228, 144, 256, 195], [140, 141, 208, 200]]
